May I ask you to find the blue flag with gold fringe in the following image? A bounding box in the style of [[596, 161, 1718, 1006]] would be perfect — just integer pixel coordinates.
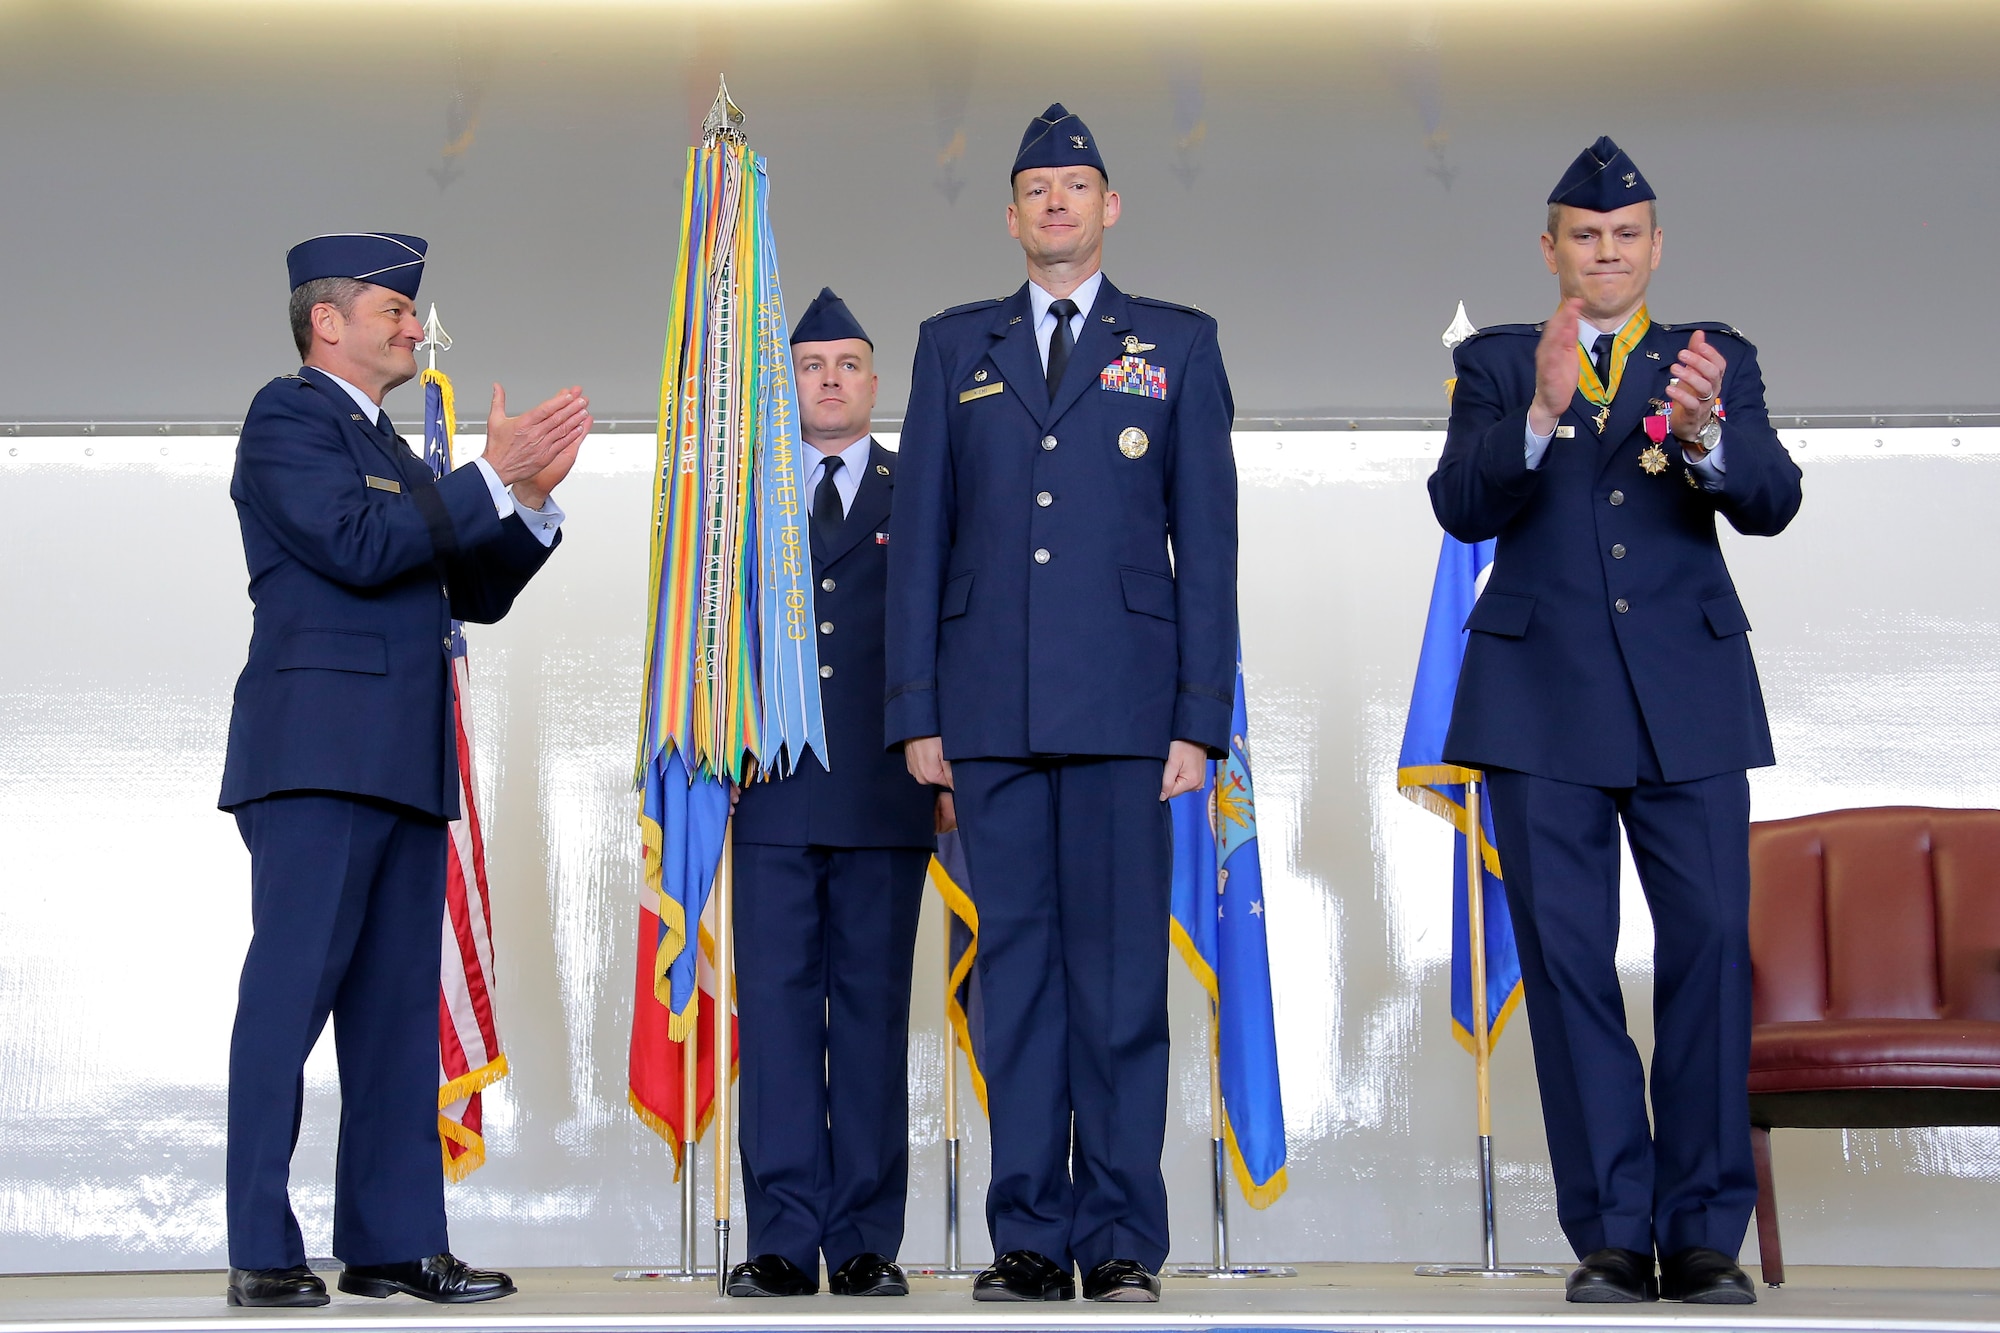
[[1169, 650, 1287, 1208], [1396, 534, 1523, 1052]]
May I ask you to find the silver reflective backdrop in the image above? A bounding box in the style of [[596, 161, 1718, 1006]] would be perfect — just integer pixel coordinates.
[[3, 428, 1997, 1272]]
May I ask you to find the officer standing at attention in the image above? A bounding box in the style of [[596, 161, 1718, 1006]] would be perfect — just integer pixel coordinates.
[[886, 105, 1239, 1304], [1429, 139, 1802, 1306], [724, 289, 943, 1300], [219, 233, 591, 1307]]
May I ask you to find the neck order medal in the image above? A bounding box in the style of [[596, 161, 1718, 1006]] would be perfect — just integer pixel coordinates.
[[1574, 305, 1651, 434]]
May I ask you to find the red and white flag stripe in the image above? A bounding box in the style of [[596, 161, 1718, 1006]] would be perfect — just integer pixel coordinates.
[[440, 651, 507, 1179]]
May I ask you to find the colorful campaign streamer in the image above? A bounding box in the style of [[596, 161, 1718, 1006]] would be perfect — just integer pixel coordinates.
[[630, 89, 824, 1165]]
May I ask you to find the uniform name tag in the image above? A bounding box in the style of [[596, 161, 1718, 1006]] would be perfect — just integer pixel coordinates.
[[1555, 426, 1576, 439], [959, 383, 1005, 403], [364, 475, 403, 494]]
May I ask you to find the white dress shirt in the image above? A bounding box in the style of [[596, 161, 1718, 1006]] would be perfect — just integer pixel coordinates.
[[1521, 316, 1727, 491], [1028, 270, 1105, 373], [801, 433, 874, 519], [317, 368, 565, 546]]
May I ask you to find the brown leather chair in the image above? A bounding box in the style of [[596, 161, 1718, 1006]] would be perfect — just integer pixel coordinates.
[[1747, 806, 2000, 1285]]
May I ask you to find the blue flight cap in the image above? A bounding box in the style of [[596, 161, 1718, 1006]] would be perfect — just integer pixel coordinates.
[[1011, 103, 1108, 184], [285, 232, 428, 299], [790, 287, 871, 347], [1547, 136, 1656, 213]]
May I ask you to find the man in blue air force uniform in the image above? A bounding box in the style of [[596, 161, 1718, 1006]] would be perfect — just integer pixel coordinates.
[[218, 233, 591, 1308], [724, 290, 942, 1300], [886, 105, 1239, 1304], [1430, 139, 1803, 1306]]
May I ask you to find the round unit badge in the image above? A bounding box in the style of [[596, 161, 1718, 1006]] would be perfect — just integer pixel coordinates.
[[1118, 427, 1149, 459]]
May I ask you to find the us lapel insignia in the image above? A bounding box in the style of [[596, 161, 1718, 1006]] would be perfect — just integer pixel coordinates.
[[1118, 427, 1150, 459], [350, 413, 366, 421]]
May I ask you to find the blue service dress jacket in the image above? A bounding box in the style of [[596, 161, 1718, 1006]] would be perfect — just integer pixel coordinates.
[[733, 440, 935, 848], [1429, 320, 1803, 787], [218, 366, 556, 819], [885, 277, 1239, 760]]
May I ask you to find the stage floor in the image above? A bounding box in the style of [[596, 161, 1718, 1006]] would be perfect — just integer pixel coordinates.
[[2, 1264, 1996, 1333]]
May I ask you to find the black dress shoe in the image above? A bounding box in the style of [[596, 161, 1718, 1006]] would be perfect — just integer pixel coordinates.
[[972, 1249, 1075, 1302], [725, 1253, 818, 1297], [1082, 1258, 1160, 1303], [1565, 1248, 1658, 1303], [1660, 1247, 1756, 1304], [828, 1252, 908, 1296], [337, 1253, 516, 1303], [226, 1265, 328, 1308]]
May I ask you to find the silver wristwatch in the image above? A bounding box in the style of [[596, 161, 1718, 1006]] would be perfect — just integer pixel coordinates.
[[1680, 414, 1722, 457]]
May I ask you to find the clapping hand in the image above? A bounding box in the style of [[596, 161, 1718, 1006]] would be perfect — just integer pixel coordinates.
[[484, 384, 593, 509], [1528, 298, 1584, 438], [1666, 331, 1727, 452]]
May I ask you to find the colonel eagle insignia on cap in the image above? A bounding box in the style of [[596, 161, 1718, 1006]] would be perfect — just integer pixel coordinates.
[[1548, 136, 1656, 213]]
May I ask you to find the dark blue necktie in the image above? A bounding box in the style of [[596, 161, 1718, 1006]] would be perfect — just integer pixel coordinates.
[[1046, 298, 1078, 401], [811, 455, 845, 554]]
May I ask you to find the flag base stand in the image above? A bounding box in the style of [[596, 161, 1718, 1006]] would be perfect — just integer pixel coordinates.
[[912, 1138, 980, 1276], [1414, 1135, 1564, 1280], [1412, 1265, 1564, 1278], [1169, 1137, 1296, 1279], [1171, 1264, 1299, 1278], [611, 1270, 718, 1282]]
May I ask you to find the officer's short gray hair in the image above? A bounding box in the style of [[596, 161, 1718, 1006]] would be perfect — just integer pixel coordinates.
[[288, 277, 371, 359], [1546, 200, 1658, 239]]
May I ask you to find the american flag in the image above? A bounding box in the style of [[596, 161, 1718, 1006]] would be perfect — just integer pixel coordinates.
[[423, 366, 509, 1179]]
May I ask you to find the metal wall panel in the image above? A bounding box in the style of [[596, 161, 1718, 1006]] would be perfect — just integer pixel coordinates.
[[3, 429, 1996, 1272]]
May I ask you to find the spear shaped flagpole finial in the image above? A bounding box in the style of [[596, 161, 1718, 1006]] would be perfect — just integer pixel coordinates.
[[702, 74, 747, 146], [419, 303, 453, 372], [1441, 300, 1478, 351]]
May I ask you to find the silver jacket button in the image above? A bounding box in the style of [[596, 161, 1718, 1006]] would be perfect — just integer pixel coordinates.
[[1609, 490, 1626, 506], [821, 577, 835, 592], [819, 664, 834, 678], [1614, 598, 1630, 614], [1611, 544, 1627, 559], [1033, 548, 1051, 564], [1040, 435, 1058, 451]]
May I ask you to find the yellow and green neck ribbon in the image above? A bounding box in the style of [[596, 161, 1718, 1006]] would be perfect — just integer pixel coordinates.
[[1574, 304, 1651, 408]]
